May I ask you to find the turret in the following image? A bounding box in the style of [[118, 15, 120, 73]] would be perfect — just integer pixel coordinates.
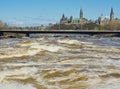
[[98, 14, 105, 26], [62, 14, 65, 19], [60, 14, 68, 24], [110, 8, 114, 21], [80, 8, 83, 19], [70, 16, 73, 23]]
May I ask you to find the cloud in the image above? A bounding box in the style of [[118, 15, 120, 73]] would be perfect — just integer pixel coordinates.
[[24, 16, 43, 20], [23, 16, 58, 22], [105, 16, 110, 19], [6, 16, 58, 27], [7, 20, 25, 27]]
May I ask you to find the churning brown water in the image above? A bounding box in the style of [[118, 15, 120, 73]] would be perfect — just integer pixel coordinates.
[[0, 35, 120, 89]]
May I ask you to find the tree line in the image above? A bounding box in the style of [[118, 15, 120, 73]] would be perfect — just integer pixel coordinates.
[[47, 22, 120, 30], [0, 20, 120, 30]]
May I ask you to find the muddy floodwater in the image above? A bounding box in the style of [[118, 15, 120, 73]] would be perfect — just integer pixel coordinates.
[[0, 35, 120, 89]]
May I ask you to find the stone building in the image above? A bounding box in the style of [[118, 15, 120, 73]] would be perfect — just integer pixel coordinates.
[[60, 8, 88, 25], [98, 8, 120, 26]]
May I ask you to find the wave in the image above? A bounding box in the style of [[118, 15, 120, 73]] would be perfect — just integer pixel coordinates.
[[0, 42, 67, 59], [57, 39, 93, 46], [0, 82, 36, 89], [58, 39, 81, 45]]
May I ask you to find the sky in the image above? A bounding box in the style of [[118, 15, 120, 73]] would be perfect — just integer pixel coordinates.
[[0, 0, 120, 27]]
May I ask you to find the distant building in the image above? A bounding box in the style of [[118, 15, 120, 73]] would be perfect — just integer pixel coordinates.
[[98, 8, 120, 26], [60, 8, 88, 25], [60, 8, 120, 27]]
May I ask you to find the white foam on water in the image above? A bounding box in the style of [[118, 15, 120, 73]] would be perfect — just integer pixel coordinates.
[[0, 42, 67, 58], [4, 61, 39, 67], [36, 37, 45, 41], [0, 67, 38, 82], [0, 82, 36, 89], [92, 83, 120, 89], [58, 39, 93, 46], [28, 44, 67, 56], [90, 77, 120, 89], [0, 53, 26, 59], [18, 42, 38, 47], [58, 39, 80, 45]]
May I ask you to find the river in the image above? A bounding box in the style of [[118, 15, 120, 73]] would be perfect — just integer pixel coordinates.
[[0, 34, 120, 89]]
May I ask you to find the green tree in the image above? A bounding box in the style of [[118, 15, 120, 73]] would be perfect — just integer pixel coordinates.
[[82, 22, 102, 30]]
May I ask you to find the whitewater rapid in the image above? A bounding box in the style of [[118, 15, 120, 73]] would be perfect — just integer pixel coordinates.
[[0, 35, 120, 89]]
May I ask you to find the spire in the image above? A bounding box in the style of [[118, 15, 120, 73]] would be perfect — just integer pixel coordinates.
[[111, 8, 114, 14], [80, 8, 83, 19], [110, 8, 114, 21], [62, 14, 65, 19]]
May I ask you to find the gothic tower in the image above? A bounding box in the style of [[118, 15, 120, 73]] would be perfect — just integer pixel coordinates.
[[110, 8, 114, 21], [80, 8, 83, 19], [60, 14, 68, 24], [62, 14, 65, 19], [70, 16, 73, 23]]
